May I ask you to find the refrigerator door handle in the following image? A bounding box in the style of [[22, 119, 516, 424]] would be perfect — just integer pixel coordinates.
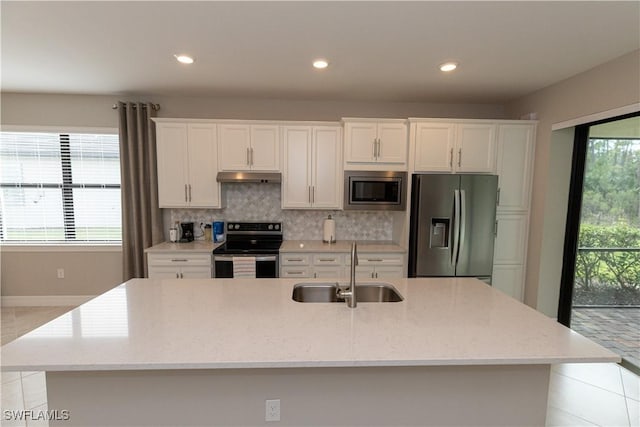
[[458, 189, 467, 264], [451, 190, 460, 265]]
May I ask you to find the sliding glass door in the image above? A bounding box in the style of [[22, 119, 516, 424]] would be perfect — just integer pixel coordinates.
[[559, 113, 639, 371]]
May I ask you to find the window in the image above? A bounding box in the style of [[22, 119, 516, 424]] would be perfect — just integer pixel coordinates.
[[0, 131, 121, 244]]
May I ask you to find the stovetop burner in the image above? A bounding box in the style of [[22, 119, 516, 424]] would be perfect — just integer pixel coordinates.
[[212, 221, 283, 255]]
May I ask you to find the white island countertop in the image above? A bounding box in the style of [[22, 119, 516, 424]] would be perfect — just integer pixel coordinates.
[[0, 278, 618, 372]]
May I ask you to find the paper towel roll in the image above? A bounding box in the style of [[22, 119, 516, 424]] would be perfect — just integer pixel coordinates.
[[323, 216, 336, 243]]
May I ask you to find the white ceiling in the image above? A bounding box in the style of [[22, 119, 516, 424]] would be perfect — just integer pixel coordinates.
[[2, 1, 639, 103]]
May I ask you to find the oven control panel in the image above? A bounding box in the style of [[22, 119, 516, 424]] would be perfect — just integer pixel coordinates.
[[226, 222, 282, 234]]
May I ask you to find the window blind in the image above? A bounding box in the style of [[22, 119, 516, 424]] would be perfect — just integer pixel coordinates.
[[0, 131, 121, 243]]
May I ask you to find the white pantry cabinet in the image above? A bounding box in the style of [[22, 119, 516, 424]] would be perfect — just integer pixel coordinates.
[[496, 124, 536, 212], [281, 125, 342, 209], [154, 121, 222, 208], [343, 119, 408, 170], [147, 253, 212, 279], [218, 124, 280, 171], [412, 120, 497, 173]]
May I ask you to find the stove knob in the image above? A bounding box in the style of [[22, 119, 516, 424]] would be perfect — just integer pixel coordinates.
[[234, 224, 240, 230], [268, 224, 273, 230], [227, 224, 233, 230], [275, 224, 280, 230]]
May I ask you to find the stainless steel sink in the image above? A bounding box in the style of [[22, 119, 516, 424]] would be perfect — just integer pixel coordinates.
[[292, 282, 403, 303]]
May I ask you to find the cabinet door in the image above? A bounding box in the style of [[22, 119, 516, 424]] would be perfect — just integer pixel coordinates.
[[148, 266, 181, 279], [187, 124, 220, 208], [496, 124, 535, 212], [282, 127, 312, 208], [180, 266, 212, 279], [493, 214, 528, 265], [456, 124, 497, 173], [250, 125, 280, 171], [312, 127, 342, 209], [218, 125, 251, 171], [377, 122, 407, 164], [373, 266, 404, 279], [156, 123, 189, 207], [355, 266, 376, 279], [413, 122, 455, 172], [492, 264, 524, 301], [344, 122, 377, 163], [313, 266, 345, 279]]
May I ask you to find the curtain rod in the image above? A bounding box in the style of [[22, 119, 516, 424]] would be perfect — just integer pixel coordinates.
[[112, 103, 161, 111]]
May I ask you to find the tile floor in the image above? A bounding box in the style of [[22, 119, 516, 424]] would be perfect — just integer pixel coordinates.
[[1, 306, 639, 427]]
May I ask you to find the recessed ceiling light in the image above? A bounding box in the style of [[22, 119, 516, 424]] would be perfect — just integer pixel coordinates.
[[439, 62, 458, 72], [313, 59, 329, 69], [174, 54, 195, 64]]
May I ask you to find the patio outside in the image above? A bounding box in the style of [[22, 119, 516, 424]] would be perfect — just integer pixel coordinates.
[[570, 127, 639, 370]]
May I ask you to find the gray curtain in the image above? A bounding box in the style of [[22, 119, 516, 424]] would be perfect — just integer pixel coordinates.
[[118, 101, 163, 280]]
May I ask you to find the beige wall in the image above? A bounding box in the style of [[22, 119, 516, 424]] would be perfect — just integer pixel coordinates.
[[506, 49, 640, 316], [1, 248, 122, 297]]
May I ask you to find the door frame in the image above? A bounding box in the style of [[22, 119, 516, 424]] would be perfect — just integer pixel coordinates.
[[557, 111, 640, 327]]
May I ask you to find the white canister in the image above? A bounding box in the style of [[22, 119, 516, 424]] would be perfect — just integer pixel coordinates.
[[323, 215, 336, 243]]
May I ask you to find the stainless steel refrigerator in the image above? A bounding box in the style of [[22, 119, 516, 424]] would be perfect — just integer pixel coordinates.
[[408, 174, 498, 281]]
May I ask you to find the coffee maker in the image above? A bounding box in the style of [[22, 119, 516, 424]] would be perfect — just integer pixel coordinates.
[[180, 222, 195, 242]]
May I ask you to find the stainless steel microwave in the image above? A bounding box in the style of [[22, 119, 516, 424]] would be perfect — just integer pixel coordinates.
[[344, 171, 407, 210]]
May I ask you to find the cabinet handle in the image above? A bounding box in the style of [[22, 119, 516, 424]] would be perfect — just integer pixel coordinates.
[[287, 258, 304, 262], [176, 273, 179, 279], [312, 186, 315, 204], [372, 139, 377, 159], [250, 147, 254, 166], [494, 220, 499, 237], [371, 272, 375, 278], [171, 259, 188, 262], [497, 188, 501, 206], [184, 184, 188, 202], [246, 148, 250, 166], [288, 271, 304, 275], [314, 272, 317, 278], [449, 148, 453, 168], [375, 272, 379, 279], [458, 148, 462, 167], [180, 272, 184, 279], [367, 259, 383, 262], [188, 184, 192, 202], [377, 138, 381, 158], [318, 258, 334, 262], [308, 186, 311, 203]]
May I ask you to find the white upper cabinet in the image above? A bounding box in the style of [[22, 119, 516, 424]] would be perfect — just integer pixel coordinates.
[[343, 119, 408, 170], [496, 124, 536, 212], [282, 125, 342, 209], [218, 124, 279, 171], [412, 120, 496, 173], [155, 121, 221, 208], [456, 123, 497, 173]]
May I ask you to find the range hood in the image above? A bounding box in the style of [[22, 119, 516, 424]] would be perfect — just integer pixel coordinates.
[[216, 172, 281, 184]]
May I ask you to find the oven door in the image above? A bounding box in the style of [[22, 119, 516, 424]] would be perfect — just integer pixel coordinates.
[[213, 255, 279, 278]]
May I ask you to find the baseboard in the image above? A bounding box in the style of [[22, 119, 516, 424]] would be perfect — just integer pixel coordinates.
[[1, 295, 95, 307]]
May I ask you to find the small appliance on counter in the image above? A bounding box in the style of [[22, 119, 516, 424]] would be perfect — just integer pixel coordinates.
[[213, 221, 225, 243], [180, 222, 195, 242], [323, 215, 336, 243]]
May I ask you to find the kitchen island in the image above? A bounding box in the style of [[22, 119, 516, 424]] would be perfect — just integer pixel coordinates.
[[1, 278, 618, 426]]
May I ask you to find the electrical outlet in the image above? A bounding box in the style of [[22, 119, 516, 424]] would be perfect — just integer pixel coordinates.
[[265, 399, 280, 422], [56, 268, 65, 279]]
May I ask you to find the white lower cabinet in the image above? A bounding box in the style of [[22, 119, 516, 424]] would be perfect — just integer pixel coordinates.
[[350, 253, 404, 279], [147, 253, 212, 279], [492, 264, 524, 301], [280, 251, 404, 279], [492, 213, 529, 301]]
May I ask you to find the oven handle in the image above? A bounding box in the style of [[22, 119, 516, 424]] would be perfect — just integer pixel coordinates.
[[213, 255, 278, 262]]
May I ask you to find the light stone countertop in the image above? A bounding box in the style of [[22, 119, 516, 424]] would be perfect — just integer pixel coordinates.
[[145, 241, 224, 253], [0, 278, 618, 372], [280, 240, 406, 253]]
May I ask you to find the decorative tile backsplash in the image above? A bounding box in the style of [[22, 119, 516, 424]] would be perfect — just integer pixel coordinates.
[[170, 183, 393, 241]]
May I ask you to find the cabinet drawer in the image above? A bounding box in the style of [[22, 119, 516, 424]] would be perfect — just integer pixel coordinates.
[[349, 253, 404, 266], [312, 254, 343, 266], [280, 266, 312, 278], [147, 253, 212, 266], [280, 253, 311, 266]]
